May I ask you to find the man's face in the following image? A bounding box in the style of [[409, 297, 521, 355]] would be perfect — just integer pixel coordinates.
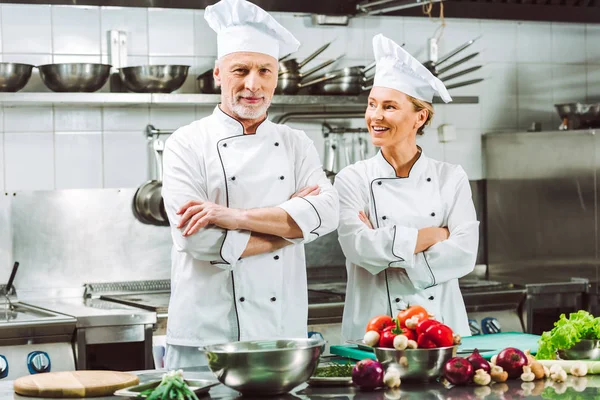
[[214, 52, 278, 120]]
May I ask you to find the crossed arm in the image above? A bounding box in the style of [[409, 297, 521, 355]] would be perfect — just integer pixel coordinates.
[[175, 185, 320, 258]]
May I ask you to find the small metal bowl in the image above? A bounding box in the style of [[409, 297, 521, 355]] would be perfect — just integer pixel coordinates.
[[203, 338, 325, 395], [557, 339, 600, 360], [38, 63, 111, 92], [373, 346, 458, 382], [0, 63, 34, 92], [120, 65, 190, 93]]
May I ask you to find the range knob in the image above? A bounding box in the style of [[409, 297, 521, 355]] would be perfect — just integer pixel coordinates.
[[0, 355, 8, 379], [27, 351, 51, 374]]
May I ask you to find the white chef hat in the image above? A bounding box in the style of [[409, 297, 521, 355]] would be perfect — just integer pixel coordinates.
[[204, 0, 300, 60], [372, 34, 452, 103]]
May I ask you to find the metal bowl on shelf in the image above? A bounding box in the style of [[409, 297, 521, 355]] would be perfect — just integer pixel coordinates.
[[0, 62, 35, 92], [557, 339, 600, 360], [373, 346, 457, 382], [38, 63, 111, 92], [203, 338, 325, 395], [555, 102, 600, 130], [120, 65, 189, 93]]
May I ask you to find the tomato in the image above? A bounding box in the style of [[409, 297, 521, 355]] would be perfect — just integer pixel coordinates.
[[396, 305, 429, 328], [366, 315, 395, 333], [420, 323, 454, 348], [416, 318, 441, 336]]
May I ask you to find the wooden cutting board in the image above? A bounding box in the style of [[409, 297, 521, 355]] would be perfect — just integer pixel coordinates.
[[14, 371, 139, 398]]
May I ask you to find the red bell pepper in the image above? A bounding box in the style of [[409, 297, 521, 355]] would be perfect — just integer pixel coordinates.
[[419, 323, 454, 348], [416, 318, 441, 337], [378, 319, 416, 348]]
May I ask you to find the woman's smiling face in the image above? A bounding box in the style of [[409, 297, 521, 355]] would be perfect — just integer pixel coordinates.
[[365, 86, 429, 148]]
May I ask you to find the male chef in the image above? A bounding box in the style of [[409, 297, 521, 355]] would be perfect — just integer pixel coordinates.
[[161, 0, 339, 369]]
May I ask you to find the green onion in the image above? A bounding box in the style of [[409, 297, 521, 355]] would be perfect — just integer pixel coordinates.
[[313, 363, 354, 378]]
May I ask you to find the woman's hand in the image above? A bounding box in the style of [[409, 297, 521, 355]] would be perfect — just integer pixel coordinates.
[[359, 211, 374, 229]]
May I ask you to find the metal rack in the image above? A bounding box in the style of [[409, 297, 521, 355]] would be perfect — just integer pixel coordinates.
[[0, 92, 479, 107]]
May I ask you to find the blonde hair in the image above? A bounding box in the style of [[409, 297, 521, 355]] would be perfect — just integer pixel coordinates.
[[407, 95, 434, 135]]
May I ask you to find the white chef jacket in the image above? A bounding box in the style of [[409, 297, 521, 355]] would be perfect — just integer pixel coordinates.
[[335, 149, 479, 341], [162, 106, 339, 347]]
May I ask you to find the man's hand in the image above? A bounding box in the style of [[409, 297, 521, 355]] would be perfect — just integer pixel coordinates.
[[290, 184, 320, 199], [358, 211, 374, 229], [177, 200, 244, 236]]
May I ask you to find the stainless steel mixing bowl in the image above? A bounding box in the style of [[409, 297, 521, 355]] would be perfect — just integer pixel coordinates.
[[203, 338, 325, 395], [558, 339, 600, 360], [120, 65, 189, 93], [374, 346, 457, 382], [38, 63, 111, 92], [0, 63, 34, 92]]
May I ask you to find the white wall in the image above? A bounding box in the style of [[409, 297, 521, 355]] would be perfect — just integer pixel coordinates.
[[0, 4, 598, 192]]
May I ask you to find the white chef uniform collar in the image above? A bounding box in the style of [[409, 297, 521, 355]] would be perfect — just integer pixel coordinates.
[[372, 34, 452, 103], [204, 0, 300, 60]]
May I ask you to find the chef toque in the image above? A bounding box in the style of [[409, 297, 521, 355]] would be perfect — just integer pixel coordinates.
[[372, 34, 452, 103], [204, 0, 300, 60]]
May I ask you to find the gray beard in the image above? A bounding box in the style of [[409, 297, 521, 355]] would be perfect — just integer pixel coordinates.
[[229, 96, 271, 120]]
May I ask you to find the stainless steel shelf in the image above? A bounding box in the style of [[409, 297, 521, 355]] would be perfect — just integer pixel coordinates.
[[0, 92, 479, 107]]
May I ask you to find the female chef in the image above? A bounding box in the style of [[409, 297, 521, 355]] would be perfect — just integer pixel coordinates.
[[335, 34, 479, 341]]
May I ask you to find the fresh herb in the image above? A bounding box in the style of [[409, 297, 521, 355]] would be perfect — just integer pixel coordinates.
[[137, 370, 199, 400], [536, 310, 600, 360], [313, 363, 354, 378]]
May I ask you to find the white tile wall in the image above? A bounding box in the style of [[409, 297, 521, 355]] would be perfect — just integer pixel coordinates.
[[103, 131, 148, 188], [149, 108, 197, 131], [4, 132, 54, 191], [517, 63, 554, 131], [516, 22, 552, 63], [551, 23, 586, 64], [0, 133, 4, 192], [100, 7, 148, 56], [0, 4, 595, 185], [2, 4, 51, 54], [54, 132, 102, 189], [148, 8, 194, 56], [103, 107, 149, 131], [4, 107, 53, 132], [194, 10, 217, 58], [588, 65, 600, 103], [52, 6, 101, 55], [586, 24, 600, 65], [54, 107, 102, 131]]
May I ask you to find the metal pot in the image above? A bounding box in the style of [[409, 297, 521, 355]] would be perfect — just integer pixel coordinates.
[[196, 69, 220, 94], [278, 54, 344, 81], [324, 61, 376, 78], [327, 74, 374, 85], [133, 130, 169, 226], [309, 81, 373, 96], [276, 73, 338, 95], [278, 41, 333, 75]]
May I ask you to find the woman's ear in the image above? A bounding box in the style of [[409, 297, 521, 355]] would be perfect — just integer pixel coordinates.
[[414, 109, 429, 130]]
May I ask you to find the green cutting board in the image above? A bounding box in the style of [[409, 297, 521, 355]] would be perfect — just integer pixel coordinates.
[[330, 332, 541, 361]]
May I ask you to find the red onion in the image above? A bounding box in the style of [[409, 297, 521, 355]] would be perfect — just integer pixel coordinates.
[[443, 357, 474, 385], [496, 347, 527, 379], [352, 359, 384, 390], [466, 348, 491, 374]]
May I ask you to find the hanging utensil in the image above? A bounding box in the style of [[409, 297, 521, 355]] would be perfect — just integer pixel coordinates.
[[440, 65, 482, 82], [279, 53, 293, 62], [445, 78, 484, 90], [437, 52, 479, 75], [298, 54, 346, 79], [436, 36, 481, 66], [4, 261, 19, 296], [278, 41, 334, 75]]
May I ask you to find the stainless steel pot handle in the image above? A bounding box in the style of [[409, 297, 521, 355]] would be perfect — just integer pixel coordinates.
[[300, 54, 345, 80]]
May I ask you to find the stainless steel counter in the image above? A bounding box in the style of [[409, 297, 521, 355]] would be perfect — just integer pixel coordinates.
[[23, 298, 156, 328], [0, 367, 597, 399]]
